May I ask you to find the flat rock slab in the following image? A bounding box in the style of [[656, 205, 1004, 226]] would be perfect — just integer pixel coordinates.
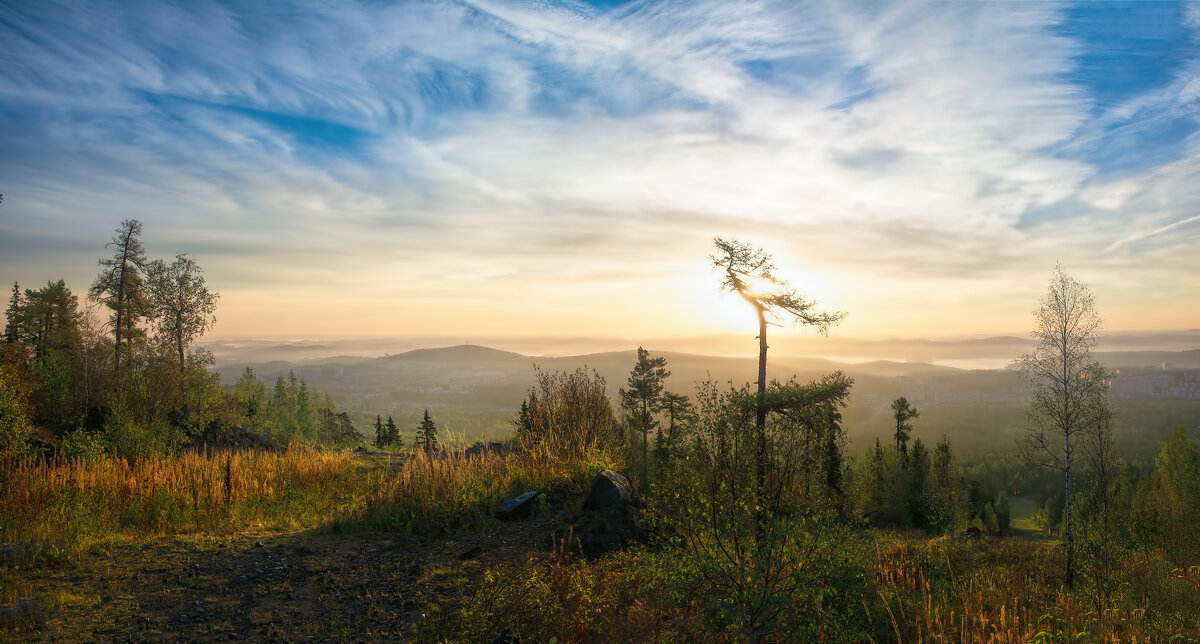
[[496, 490, 541, 521]]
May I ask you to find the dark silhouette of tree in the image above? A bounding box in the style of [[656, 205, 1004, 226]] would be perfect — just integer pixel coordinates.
[[1018, 263, 1111, 589], [710, 237, 844, 529], [234, 367, 264, 420], [385, 416, 400, 449], [619, 346, 670, 481], [3, 282, 20, 344], [375, 415, 400, 449], [8, 281, 84, 424], [89, 220, 148, 372], [655, 391, 695, 466], [415, 408, 439, 452], [891, 396, 919, 463], [907, 438, 930, 529]]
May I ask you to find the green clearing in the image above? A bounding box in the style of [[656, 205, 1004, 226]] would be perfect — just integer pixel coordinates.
[[1008, 495, 1058, 544]]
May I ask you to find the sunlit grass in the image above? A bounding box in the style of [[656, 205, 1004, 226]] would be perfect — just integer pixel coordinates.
[[0, 442, 610, 555], [3, 448, 1196, 642], [0, 446, 370, 553]]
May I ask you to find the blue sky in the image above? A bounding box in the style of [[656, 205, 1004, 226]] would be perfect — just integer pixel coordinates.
[[1, 0, 1197, 345]]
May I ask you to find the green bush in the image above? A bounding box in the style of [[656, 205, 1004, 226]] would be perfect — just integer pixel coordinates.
[[60, 427, 108, 461]]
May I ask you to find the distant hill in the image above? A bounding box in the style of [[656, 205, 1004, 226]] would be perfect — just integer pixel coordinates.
[[209, 340, 1200, 457]]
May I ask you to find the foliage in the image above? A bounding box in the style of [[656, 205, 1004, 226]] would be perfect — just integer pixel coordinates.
[[89, 219, 149, 372], [514, 366, 619, 458], [316, 407, 365, 447], [709, 237, 845, 336], [850, 433, 968, 533], [994, 490, 1011, 534], [654, 375, 863, 642], [618, 346, 669, 483], [144, 253, 219, 367], [654, 391, 695, 470], [890, 396, 919, 461], [414, 408, 439, 452], [0, 363, 35, 457], [1018, 263, 1112, 588], [374, 414, 402, 449], [59, 427, 109, 462]]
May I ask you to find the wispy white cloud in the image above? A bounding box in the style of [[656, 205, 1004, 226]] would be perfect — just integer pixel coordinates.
[[0, 0, 1197, 339], [1105, 213, 1200, 252]]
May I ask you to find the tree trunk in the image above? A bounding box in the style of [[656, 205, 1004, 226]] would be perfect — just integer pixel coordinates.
[[755, 305, 768, 536], [177, 323, 187, 404], [1064, 429, 1074, 588], [1060, 319, 1075, 589]]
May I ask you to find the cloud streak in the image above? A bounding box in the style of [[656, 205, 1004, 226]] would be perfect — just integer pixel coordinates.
[[1, 0, 1197, 339]]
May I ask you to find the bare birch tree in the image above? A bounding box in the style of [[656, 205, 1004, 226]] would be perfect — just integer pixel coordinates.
[[1017, 263, 1111, 589]]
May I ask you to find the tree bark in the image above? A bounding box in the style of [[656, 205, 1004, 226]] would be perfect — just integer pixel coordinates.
[[755, 305, 768, 536]]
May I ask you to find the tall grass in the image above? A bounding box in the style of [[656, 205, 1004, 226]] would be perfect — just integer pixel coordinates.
[[869, 532, 1200, 642], [0, 442, 612, 554], [0, 446, 369, 551], [353, 444, 610, 537]]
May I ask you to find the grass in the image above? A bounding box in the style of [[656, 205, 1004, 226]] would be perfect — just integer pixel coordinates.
[[3, 448, 1198, 643], [1008, 495, 1058, 544], [0, 446, 371, 554]]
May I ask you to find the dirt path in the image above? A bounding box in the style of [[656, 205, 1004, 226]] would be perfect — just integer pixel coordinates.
[[3, 515, 555, 643]]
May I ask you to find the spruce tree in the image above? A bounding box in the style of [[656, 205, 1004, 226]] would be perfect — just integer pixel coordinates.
[[374, 415, 385, 448], [891, 397, 919, 463], [385, 415, 400, 449], [416, 409, 438, 452]]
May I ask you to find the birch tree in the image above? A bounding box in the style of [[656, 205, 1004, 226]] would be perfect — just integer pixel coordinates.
[[1017, 263, 1111, 589]]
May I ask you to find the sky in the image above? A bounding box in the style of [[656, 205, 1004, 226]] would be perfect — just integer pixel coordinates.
[[1, 0, 1198, 352]]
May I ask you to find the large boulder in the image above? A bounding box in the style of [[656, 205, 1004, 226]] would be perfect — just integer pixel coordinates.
[[555, 470, 643, 560]]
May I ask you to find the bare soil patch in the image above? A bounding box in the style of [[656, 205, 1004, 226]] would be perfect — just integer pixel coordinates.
[[2, 515, 555, 642]]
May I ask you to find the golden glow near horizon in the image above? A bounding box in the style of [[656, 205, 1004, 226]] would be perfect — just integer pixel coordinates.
[[1, 3, 1197, 343]]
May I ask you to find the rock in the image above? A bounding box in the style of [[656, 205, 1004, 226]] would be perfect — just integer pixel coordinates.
[[193, 424, 280, 452], [464, 441, 508, 459], [0, 543, 26, 561], [584, 470, 633, 513], [491, 628, 520, 644], [496, 491, 541, 521], [557, 470, 643, 560], [458, 545, 483, 561], [0, 597, 42, 623]]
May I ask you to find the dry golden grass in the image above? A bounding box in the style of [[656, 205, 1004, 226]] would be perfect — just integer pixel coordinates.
[[0, 446, 368, 552]]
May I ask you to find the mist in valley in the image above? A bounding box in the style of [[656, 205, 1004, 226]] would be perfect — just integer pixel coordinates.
[[209, 330, 1200, 460]]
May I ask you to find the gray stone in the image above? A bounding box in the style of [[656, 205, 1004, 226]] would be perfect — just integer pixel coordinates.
[[496, 490, 541, 521], [464, 441, 508, 458], [558, 470, 643, 560]]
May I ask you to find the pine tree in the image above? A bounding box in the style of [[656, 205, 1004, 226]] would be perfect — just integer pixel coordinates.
[[385, 416, 400, 449], [908, 438, 930, 529], [373, 415, 385, 448], [3, 282, 21, 344], [89, 219, 148, 371], [619, 347, 670, 479], [891, 397, 919, 463], [415, 408, 438, 452]]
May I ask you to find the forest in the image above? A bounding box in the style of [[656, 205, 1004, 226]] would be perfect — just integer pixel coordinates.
[[2, 228, 1198, 642]]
